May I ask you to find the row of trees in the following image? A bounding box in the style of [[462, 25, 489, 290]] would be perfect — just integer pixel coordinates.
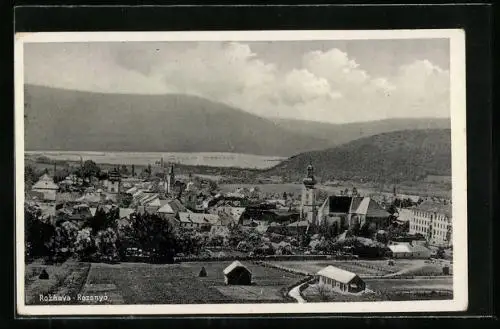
[[25, 204, 220, 264]]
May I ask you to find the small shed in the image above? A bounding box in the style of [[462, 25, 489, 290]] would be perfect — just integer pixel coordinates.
[[223, 261, 252, 285], [317, 265, 365, 293]]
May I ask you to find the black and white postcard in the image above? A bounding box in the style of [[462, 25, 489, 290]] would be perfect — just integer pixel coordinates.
[[15, 30, 467, 315]]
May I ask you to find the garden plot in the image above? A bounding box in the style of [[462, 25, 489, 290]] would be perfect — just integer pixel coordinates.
[[180, 261, 303, 286], [180, 261, 303, 302], [25, 261, 91, 305], [84, 262, 233, 304]]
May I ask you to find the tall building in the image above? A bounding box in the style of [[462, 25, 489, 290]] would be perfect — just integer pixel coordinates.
[[300, 162, 318, 223], [107, 168, 121, 194], [183, 173, 197, 210], [409, 200, 452, 247], [166, 164, 175, 195]]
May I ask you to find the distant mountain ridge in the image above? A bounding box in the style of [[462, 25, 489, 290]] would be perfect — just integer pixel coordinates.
[[24, 85, 326, 157], [264, 129, 451, 183], [24, 85, 451, 158], [270, 117, 450, 146]]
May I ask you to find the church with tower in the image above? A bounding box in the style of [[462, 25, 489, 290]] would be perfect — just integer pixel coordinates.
[[300, 162, 318, 224]]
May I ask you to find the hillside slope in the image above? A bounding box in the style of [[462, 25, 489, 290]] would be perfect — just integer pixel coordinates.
[[264, 129, 451, 183], [271, 117, 451, 146], [24, 85, 328, 157]]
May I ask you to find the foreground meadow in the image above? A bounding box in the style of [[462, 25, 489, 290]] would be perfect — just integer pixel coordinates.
[[25, 260, 91, 305], [33, 261, 304, 305], [268, 259, 447, 277]]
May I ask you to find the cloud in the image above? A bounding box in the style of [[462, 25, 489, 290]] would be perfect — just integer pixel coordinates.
[[25, 42, 450, 123]]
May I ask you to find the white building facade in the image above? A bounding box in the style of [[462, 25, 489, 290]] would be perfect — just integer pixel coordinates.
[[409, 201, 452, 247], [300, 163, 318, 224]]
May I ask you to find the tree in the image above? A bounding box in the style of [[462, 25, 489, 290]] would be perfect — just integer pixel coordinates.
[[387, 204, 398, 216], [25, 204, 55, 260], [129, 213, 177, 263], [49, 220, 80, 263], [95, 228, 119, 262], [74, 228, 95, 261], [120, 165, 129, 176], [436, 247, 445, 259], [53, 168, 70, 183], [312, 283, 332, 302], [25, 165, 40, 190], [131, 164, 136, 177], [82, 160, 100, 180], [119, 193, 133, 208], [208, 179, 218, 192], [88, 207, 116, 233]]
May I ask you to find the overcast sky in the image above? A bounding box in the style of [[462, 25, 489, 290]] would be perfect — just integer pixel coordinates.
[[24, 39, 450, 124]]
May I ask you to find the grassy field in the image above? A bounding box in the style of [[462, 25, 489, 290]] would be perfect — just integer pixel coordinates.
[[364, 277, 453, 292], [25, 260, 91, 305], [80, 261, 303, 304], [269, 260, 429, 277], [180, 261, 303, 286], [403, 264, 453, 276], [181, 261, 303, 303], [84, 262, 232, 304]]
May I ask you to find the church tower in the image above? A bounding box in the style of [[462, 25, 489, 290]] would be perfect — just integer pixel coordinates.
[[166, 164, 175, 195], [301, 162, 318, 224], [183, 173, 197, 210]]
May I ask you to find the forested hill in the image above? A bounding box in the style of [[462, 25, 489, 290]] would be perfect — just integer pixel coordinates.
[[25, 84, 451, 158], [24, 85, 326, 157], [264, 129, 451, 183]]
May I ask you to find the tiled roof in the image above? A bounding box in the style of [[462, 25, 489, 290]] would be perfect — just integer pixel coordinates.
[[415, 201, 452, 217], [32, 180, 59, 190], [178, 212, 220, 225]]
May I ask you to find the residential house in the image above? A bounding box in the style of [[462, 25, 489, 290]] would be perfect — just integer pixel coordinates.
[[144, 198, 170, 214], [210, 206, 246, 227], [31, 174, 59, 201], [176, 212, 221, 231]]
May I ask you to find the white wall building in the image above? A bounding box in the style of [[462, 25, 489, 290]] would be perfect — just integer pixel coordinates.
[[31, 174, 59, 201], [409, 201, 452, 247], [300, 163, 318, 223]]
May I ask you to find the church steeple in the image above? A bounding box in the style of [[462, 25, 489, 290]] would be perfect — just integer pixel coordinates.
[[303, 161, 317, 188], [166, 164, 175, 195], [300, 162, 318, 224]]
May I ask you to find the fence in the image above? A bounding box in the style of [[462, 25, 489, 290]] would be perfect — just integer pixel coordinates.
[[174, 254, 330, 263]]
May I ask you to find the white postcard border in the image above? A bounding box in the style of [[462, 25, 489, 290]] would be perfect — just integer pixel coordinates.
[[15, 29, 467, 315]]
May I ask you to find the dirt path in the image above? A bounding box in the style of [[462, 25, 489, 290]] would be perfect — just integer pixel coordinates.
[[288, 282, 307, 303]]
